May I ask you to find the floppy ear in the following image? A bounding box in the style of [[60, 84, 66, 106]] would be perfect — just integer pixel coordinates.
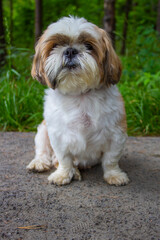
[[31, 32, 52, 87], [100, 29, 122, 85], [31, 34, 46, 85]]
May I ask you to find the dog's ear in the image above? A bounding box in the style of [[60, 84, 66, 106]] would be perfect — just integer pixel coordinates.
[[31, 34, 46, 85], [99, 28, 122, 85], [31, 32, 52, 87]]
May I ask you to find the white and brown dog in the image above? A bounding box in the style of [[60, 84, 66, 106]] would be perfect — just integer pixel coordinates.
[[27, 16, 129, 186]]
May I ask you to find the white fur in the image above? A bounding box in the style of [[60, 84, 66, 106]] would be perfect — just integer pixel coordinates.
[[46, 16, 100, 40], [44, 85, 126, 159], [27, 85, 129, 185], [45, 47, 100, 95], [27, 16, 129, 185]]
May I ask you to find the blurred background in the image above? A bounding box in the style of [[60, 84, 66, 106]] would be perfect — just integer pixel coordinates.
[[0, 0, 160, 135]]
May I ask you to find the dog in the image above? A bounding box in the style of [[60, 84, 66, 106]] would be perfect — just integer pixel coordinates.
[[27, 16, 129, 186]]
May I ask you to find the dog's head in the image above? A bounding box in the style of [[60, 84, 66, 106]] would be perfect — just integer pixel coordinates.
[[32, 16, 122, 95]]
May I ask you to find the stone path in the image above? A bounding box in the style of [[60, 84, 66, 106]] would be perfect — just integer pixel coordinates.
[[0, 132, 160, 240]]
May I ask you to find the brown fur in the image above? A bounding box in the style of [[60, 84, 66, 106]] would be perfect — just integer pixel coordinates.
[[31, 33, 71, 87], [118, 95, 127, 132], [31, 27, 122, 88], [31, 31, 48, 85], [78, 32, 105, 81], [97, 28, 122, 85], [76, 30, 122, 86]]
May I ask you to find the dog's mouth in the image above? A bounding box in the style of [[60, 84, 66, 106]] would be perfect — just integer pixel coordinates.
[[64, 61, 77, 70], [50, 61, 81, 89], [63, 58, 80, 70]]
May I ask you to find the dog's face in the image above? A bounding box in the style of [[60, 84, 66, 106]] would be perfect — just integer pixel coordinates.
[[32, 17, 122, 95]]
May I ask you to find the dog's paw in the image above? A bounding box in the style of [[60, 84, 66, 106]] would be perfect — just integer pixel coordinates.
[[48, 167, 81, 185], [26, 158, 52, 172], [104, 171, 129, 186], [73, 168, 82, 181]]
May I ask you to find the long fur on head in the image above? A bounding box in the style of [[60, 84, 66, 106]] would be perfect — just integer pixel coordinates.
[[99, 28, 122, 85], [31, 16, 122, 95]]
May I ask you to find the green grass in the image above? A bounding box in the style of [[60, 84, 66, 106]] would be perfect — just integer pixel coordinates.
[[0, 75, 45, 131], [0, 46, 160, 135], [119, 66, 160, 136], [0, 49, 45, 131]]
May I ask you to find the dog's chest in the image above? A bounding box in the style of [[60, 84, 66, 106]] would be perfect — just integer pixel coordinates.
[[44, 87, 122, 154], [68, 111, 92, 129], [80, 112, 92, 128]]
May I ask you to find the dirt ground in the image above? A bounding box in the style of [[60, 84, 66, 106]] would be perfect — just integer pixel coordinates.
[[0, 132, 160, 240]]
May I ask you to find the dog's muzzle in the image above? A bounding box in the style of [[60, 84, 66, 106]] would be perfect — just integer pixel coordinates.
[[51, 48, 80, 89]]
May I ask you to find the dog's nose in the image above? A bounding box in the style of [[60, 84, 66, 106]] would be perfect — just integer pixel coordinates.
[[64, 48, 78, 59]]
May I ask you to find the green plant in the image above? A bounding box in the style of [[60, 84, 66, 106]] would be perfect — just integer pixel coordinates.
[[1, 0, 160, 135], [119, 69, 160, 135], [0, 48, 45, 131]]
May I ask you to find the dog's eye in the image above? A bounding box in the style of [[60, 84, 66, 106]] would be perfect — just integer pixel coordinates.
[[85, 43, 93, 51], [53, 44, 58, 49]]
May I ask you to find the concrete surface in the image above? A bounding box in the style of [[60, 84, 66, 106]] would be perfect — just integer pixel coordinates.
[[0, 132, 160, 240]]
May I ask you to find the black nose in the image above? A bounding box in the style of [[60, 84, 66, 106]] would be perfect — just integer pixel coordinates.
[[64, 48, 78, 59]]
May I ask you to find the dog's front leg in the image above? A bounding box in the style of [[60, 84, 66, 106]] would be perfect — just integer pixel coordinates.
[[48, 154, 81, 185], [27, 121, 54, 172], [102, 131, 129, 186]]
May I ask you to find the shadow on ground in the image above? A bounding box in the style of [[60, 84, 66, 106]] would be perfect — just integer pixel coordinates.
[[0, 133, 160, 240]]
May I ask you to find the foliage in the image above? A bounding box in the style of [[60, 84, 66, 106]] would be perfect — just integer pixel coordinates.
[[3, 0, 103, 48], [0, 49, 45, 131], [0, 0, 160, 135], [120, 63, 160, 135]]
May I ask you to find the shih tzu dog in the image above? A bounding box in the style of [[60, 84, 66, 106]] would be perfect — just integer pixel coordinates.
[[27, 16, 129, 186]]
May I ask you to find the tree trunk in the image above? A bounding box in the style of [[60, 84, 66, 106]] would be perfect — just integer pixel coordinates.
[[0, 0, 6, 67], [156, 0, 160, 34], [10, 0, 13, 44], [120, 0, 132, 55], [103, 0, 116, 48], [35, 0, 42, 44]]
